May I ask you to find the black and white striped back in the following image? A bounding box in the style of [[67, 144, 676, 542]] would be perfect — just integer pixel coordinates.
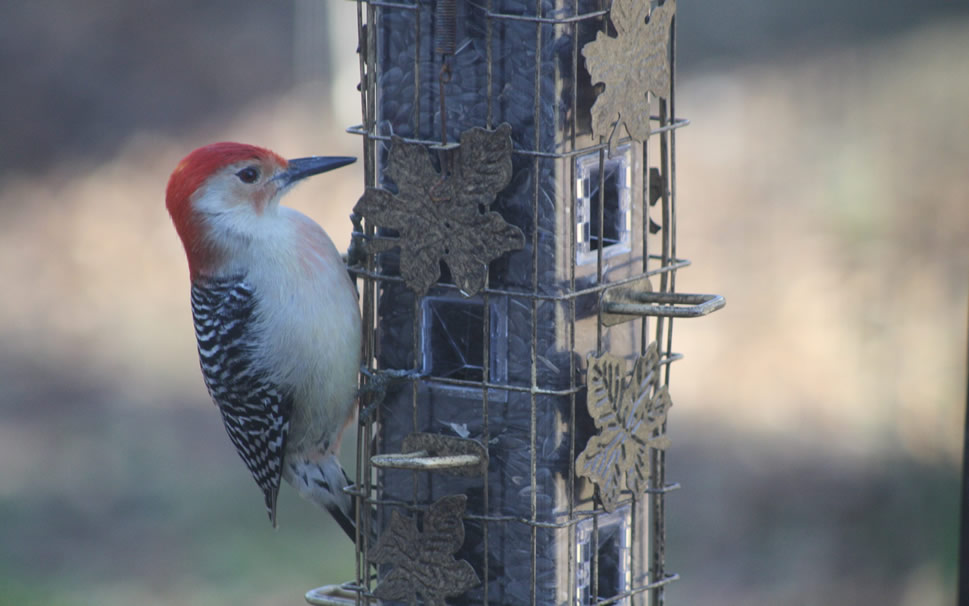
[[191, 275, 292, 525]]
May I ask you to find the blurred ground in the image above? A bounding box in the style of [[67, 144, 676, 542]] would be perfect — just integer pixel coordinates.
[[1, 2, 967, 606]]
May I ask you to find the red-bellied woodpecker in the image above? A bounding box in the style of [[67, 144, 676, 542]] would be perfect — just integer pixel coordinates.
[[166, 142, 362, 538]]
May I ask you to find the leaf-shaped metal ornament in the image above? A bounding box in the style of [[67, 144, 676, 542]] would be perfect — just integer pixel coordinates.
[[577, 342, 673, 511], [369, 494, 480, 606], [582, 0, 676, 152], [353, 123, 525, 297]]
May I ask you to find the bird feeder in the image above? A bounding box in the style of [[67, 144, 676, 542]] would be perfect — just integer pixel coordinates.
[[308, 0, 723, 604]]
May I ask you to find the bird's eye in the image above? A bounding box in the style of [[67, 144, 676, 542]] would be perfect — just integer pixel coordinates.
[[236, 166, 260, 184]]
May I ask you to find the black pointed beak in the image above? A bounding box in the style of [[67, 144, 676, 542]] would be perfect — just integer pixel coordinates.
[[276, 156, 356, 187]]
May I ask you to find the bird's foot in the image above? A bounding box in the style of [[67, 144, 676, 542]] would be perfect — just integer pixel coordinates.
[[358, 367, 423, 422], [345, 212, 368, 269]]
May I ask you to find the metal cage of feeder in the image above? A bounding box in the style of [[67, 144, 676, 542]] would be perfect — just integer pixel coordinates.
[[307, 0, 723, 604]]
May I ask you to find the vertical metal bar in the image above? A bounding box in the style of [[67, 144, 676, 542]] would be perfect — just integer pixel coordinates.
[[641, 147, 650, 355], [354, 0, 366, 595], [411, 294, 420, 500], [482, 303, 491, 606], [483, 4, 494, 604], [594, 4, 608, 356], [649, 449, 665, 606], [592, 514, 600, 604], [356, 3, 378, 603], [635, 3, 652, 595], [650, 6, 674, 604], [568, 3, 580, 604], [648, 104, 669, 606], [664, 16, 678, 387], [593, 146, 604, 354], [569, 3, 578, 153], [530, 4, 543, 605], [653, 104, 670, 348], [367, 2, 379, 600], [411, 0, 424, 551], [630, 494, 640, 604], [481, 159, 492, 606], [656, 17, 676, 606], [356, 1, 369, 143], [486, 0, 493, 130], [635, 155, 648, 605], [366, 2, 379, 596], [596, 146, 606, 286], [414, 1, 421, 137]]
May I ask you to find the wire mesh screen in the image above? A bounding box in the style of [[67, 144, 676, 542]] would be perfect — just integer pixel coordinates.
[[330, 1, 717, 604]]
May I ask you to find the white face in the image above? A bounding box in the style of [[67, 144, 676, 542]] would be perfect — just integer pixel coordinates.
[[191, 158, 290, 250], [193, 158, 286, 217]]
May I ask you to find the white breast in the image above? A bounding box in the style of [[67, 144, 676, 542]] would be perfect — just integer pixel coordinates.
[[242, 207, 362, 456]]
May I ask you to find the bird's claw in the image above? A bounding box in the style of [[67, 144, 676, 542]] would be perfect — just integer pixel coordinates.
[[360, 367, 423, 384], [346, 213, 368, 269], [357, 367, 424, 422]]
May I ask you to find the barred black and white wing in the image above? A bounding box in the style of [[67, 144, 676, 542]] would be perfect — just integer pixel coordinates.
[[191, 276, 292, 526]]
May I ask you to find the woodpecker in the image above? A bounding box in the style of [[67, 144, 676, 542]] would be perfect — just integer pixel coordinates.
[[166, 142, 362, 538]]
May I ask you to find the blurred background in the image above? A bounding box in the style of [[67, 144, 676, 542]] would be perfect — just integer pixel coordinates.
[[1, 1, 966, 604]]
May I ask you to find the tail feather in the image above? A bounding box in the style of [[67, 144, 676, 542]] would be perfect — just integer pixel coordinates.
[[284, 454, 357, 540], [325, 503, 358, 540]]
